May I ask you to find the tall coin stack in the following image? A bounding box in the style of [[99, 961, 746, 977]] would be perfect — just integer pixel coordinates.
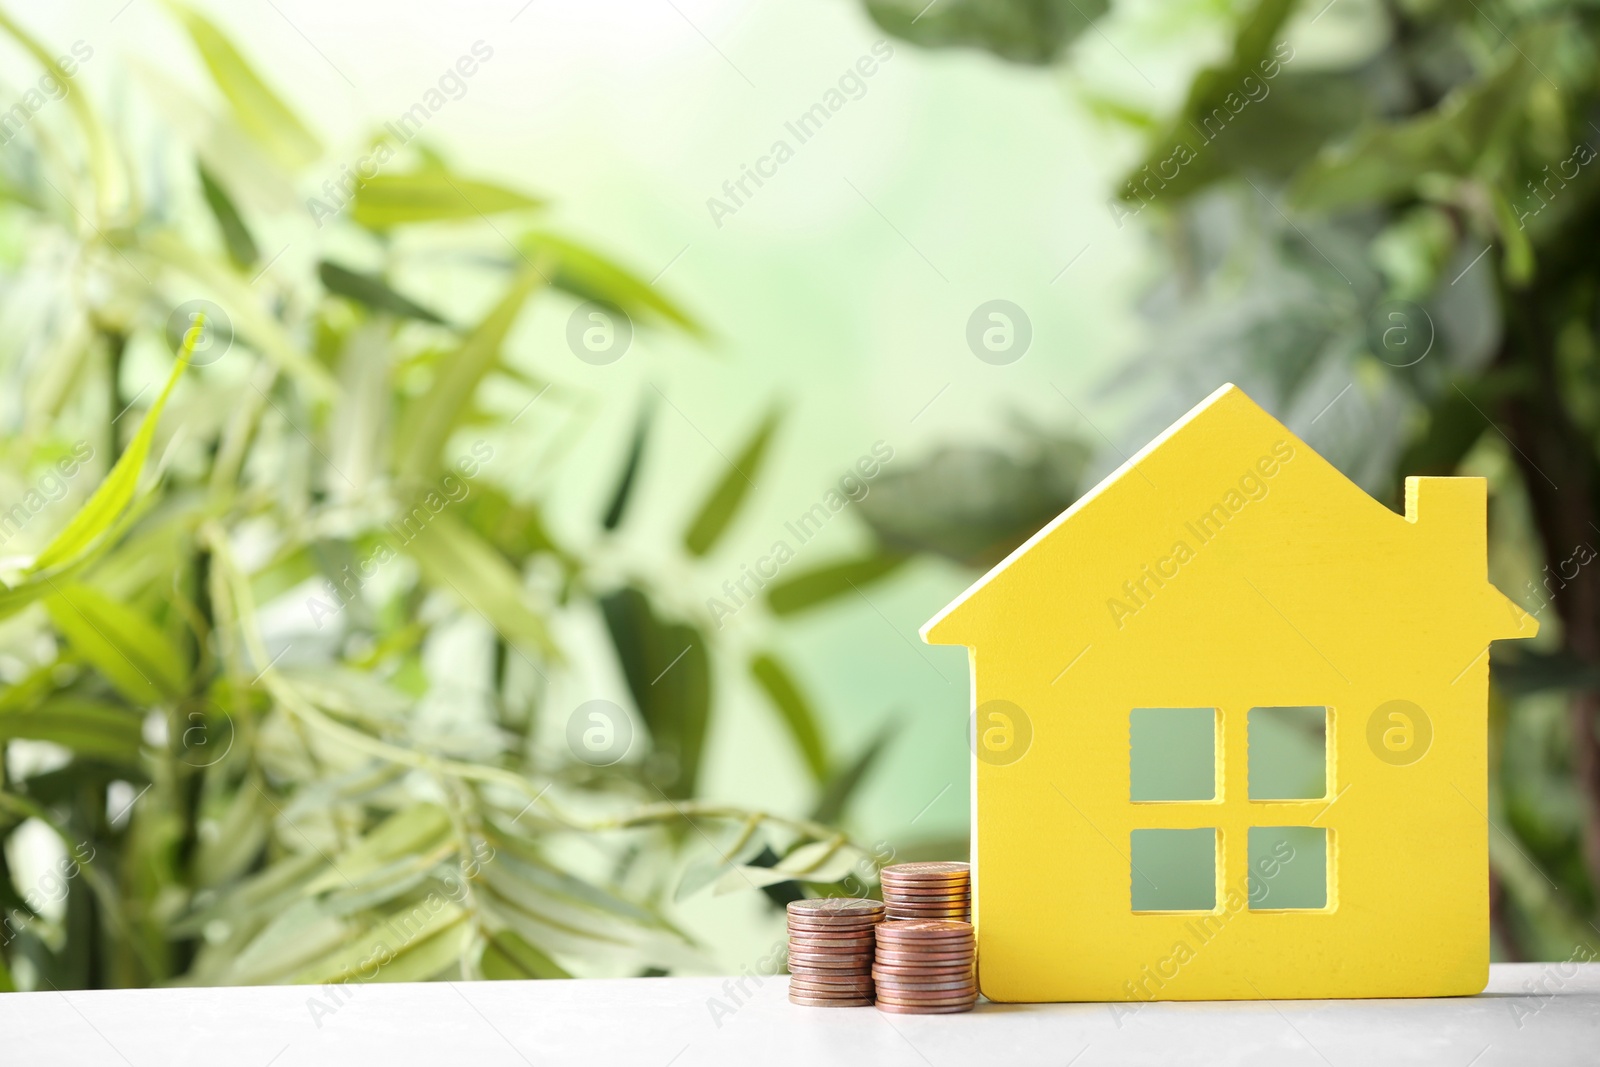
[[785, 898, 884, 1007], [880, 861, 971, 922], [873, 919, 978, 1014]]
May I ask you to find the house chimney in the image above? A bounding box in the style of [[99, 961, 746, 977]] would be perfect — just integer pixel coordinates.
[[1404, 476, 1488, 571]]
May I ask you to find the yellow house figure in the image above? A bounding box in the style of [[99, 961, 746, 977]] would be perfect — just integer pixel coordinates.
[[922, 384, 1538, 1002]]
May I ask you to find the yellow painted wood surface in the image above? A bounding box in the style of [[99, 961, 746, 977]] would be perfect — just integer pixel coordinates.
[[922, 384, 1537, 1002]]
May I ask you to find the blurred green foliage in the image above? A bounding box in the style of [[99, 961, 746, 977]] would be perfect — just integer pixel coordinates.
[[0, 5, 899, 991], [860, 0, 1600, 959]]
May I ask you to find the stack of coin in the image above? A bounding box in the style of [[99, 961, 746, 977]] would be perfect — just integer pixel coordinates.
[[785, 898, 883, 1007], [873, 919, 977, 1014], [880, 861, 970, 922]]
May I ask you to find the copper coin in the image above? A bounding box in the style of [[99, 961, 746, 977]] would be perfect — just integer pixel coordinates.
[[882, 895, 969, 905], [790, 926, 877, 937], [873, 966, 973, 978], [780, 953, 870, 966], [790, 973, 873, 986], [885, 907, 970, 917], [874, 981, 977, 995], [881, 862, 968, 879], [876, 927, 972, 947], [876, 1001, 976, 1014], [877, 996, 979, 1010], [786, 919, 880, 932], [881, 883, 971, 894], [790, 994, 874, 1008], [790, 982, 874, 997], [875, 985, 978, 999], [789, 938, 876, 951], [789, 973, 874, 988], [883, 898, 970, 907], [876, 933, 973, 947], [879, 920, 972, 936], [874, 973, 977, 985], [873, 949, 974, 962], [787, 961, 873, 974], [789, 898, 883, 917], [786, 926, 878, 938], [790, 986, 874, 999], [790, 979, 876, 991], [876, 987, 980, 1002], [886, 913, 970, 923]]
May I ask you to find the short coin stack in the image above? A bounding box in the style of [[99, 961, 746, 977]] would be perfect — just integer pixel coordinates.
[[880, 861, 971, 922], [873, 919, 977, 1014], [785, 897, 883, 1007]]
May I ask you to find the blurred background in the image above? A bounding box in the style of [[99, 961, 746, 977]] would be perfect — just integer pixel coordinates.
[[0, 0, 1595, 991]]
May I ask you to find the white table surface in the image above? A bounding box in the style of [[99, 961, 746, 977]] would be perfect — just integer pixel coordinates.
[[2, 963, 1596, 1066]]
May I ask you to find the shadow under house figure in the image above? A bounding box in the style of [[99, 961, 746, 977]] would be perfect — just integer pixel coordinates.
[[922, 384, 1538, 1002]]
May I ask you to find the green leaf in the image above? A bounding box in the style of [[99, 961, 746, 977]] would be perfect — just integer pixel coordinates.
[[749, 653, 828, 781], [1117, 0, 1300, 203], [460, 486, 574, 568], [198, 163, 259, 269], [480, 929, 571, 980], [405, 511, 557, 661], [1393, 378, 1503, 483], [523, 232, 703, 336], [353, 171, 544, 230], [169, 3, 321, 170], [811, 716, 898, 825], [318, 261, 448, 325], [682, 407, 781, 557], [863, 0, 1108, 65], [856, 437, 1090, 569], [1289, 27, 1557, 212], [0, 696, 144, 764], [599, 587, 711, 798], [776, 840, 870, 884], [33, 341, 192, 572], [395, 266, 545, 481], [46, 584, 189, 704], [712, 864, 805, 895], [192, 781, 272, 888], [288, 901, 467, 985], [764, 551, 910, 616], [602, 398, 653, 532], [302, 804, 452, 894], [145, 232, 338, 398], [0, 10, 125, 220]]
